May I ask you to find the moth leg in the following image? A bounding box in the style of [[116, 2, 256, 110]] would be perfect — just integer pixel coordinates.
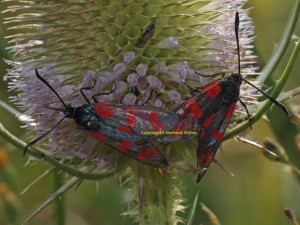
[[182, 81, 201, 95], [92, 80, 117, 103], [24, 116, 66, 156], [195, 71, 225, 78], [185, 72, 225, 94], [136, 89, 153, 106], [183, 81, 197, 90], [238, 98, 252, 130], [80, 81, 96, 104]]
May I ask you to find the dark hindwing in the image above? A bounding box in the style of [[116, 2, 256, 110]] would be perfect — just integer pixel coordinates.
[[89, 103, 174, 167], [196, 103, 236, 182], [89, 128, 168, 168]]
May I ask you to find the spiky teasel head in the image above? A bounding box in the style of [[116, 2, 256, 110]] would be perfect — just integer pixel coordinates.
[[4, 0, 256, 160], [4, 0, 256, 223]]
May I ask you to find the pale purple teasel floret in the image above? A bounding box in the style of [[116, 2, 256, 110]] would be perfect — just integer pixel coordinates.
[[166, 90, 183, 104], [127, 73, 139, 87], [155, 61, 169, 73], [136, 64, 148, 77], [153, 98, 164, 108], [147, 76, 163, 89], [157, 37, 180, 49], [113, 62, 126, 79], [122, 51, 136, 65], [122, 93, 137, 105]]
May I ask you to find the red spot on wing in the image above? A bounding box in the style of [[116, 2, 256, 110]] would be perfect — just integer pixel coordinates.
[[126, 115, 137, 127], [191, 105, 203, 119], [185, 99, 203, 119], [198, 152, 214, 166], [148, 111, 159, 120], [89, 131, 108, 141], [116, 126, 135, 134], [186, 99, 196, 109], [125, 108, 136, 114], [125, 108, 137, 126], [226, 103, 236, 119], [201, 82, 222, 98], [199, 130, 206, 139], [148, 111, 164, 131], [138, 147, 160, 161], [94, 103, 108, 107], [211, 129, 224, 141], [117, 140, 131, 151], [203, 113, 216, 127], [94, 105, 114, 118]]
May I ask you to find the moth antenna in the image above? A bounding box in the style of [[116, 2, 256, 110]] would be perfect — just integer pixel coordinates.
[[235, 12, 241, 75], [241, 78, 289, 116], [234, 13, 288, 116], [24, 116, 66, 156], [238, 98, 252, 129], [35, 68, 67, 109]]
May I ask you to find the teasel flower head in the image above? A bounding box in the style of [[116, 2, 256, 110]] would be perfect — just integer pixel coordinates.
[[4, 0, 256, 223]]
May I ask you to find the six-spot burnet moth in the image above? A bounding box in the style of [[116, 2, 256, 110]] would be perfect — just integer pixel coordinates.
[[170, 12, 289, 182], [24, 69, 184, 168]]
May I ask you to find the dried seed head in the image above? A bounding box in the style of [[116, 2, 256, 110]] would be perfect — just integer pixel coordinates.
[[284, 208, 298, 223]]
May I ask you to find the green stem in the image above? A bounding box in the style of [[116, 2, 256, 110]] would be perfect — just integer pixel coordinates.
[[224, 38, 300, 141], [0, 101, 22, 117], [139, 167, 183, 225], [257, 0, 300, 84], [0, 122, 120, 180], [54, 173, 66, 225]]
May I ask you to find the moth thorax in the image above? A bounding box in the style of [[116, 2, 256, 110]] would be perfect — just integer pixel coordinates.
[[231, 73, 243, 85], [64, 105, 76, 118], [221, 73, 242, 103], [74, 106, 99, 130]]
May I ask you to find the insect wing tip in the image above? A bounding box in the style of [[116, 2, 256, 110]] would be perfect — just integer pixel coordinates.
[[196, 168, 208, 183]]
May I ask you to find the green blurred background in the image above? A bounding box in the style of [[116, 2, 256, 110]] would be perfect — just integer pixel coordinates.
[[0, 0, 300, 224]]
